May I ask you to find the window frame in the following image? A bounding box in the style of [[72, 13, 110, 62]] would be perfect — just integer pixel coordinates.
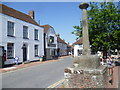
[[7, 21, 14, 37], [23, 26, 29, 39], [34, 45, 39, 57], [34, 29, 39, 40], [7, 43, 14, 59]]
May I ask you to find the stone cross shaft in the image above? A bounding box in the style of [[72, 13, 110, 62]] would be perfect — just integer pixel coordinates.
[[79, 2, 91, 55]]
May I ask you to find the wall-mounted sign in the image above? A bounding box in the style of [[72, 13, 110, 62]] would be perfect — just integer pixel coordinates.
[[48, 44, 56, 47], [49, 36, 54, 44]]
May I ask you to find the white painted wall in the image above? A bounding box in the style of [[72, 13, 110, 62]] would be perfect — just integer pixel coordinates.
[[0, 13, 44, 64], [74, 44, 83, 57], [58, 42, 67, 56]]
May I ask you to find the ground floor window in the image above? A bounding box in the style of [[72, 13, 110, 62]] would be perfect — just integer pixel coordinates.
[[51, 50, 54, 56], [50, 49, 57, 56], [7, 43, 14, 59], [78, 49, 82, 56], [35, 45, 39, 57]]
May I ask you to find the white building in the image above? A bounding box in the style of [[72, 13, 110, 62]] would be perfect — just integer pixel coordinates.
[[41, 25, 57, 60], [66, 44, 74, 55], [73, 38, 83, 57], [57, 34, 67, 56], [0, 4, 44, 65]]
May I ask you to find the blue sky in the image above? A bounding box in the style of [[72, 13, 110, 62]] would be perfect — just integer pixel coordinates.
[[2, 2, 83, 44]]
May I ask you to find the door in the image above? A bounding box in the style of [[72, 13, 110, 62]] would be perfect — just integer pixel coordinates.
[[22, 44, 27, 62]]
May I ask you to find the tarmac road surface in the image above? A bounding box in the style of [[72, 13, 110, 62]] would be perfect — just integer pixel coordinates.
[[2, 56, 73, 88]]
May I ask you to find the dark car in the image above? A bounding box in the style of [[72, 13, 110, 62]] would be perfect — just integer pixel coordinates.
[[115, 61, 120, 66]]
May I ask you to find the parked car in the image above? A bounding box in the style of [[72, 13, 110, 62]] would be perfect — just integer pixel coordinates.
[[115, 61, 120, 66]]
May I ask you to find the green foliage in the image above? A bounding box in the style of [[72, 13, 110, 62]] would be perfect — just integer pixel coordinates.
[[72, 2, 120, 54], [72, 21, 82, 40]]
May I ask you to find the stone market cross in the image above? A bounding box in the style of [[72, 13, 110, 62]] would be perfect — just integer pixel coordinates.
[[79, 2, 91, 55]]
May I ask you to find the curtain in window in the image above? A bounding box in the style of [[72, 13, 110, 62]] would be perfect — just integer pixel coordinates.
[[23, 26, 28, 39], [7, 43, 14, 59], [7, 21, 14, 36], [34, 29, 38, 40]]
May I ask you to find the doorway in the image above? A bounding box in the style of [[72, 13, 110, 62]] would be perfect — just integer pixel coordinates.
[[22, 44, 27, 62]]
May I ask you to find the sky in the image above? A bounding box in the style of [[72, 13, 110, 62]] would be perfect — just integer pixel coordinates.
[[2, 2, 83, 44]]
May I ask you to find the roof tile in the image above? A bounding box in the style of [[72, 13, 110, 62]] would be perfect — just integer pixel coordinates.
[[41, 24, 53, 33], [73, 37, 83, 45]]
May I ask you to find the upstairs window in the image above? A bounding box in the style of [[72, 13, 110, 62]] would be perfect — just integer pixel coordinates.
[[34, 29, 38, 40], [7, 21, 14, 37], [23, 26, 28, 39]]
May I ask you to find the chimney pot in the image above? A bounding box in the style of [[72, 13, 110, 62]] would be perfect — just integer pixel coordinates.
[[56, 34, 60, 37], [28, 10, 34, 19]]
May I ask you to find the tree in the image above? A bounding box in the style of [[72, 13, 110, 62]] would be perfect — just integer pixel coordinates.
[[72, 2, 120, 57]]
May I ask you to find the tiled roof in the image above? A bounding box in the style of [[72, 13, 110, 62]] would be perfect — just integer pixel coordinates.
[[67, 43, 74, 49], [0, 4, 40, 26], [73, 37, 83, 45], [67, 44, 73, 48], [57, 36, 67, 44], [41, 24, 53, 33]]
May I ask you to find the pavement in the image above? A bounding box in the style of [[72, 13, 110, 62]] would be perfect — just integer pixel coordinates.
[[0, 56, 69, 73], [108, 66, 119, 88]]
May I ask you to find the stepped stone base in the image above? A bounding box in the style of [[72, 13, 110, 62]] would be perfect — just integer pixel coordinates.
[[73, 55, 100, 69], [64, 55, 109, 88], [64, 66, 108, 88]]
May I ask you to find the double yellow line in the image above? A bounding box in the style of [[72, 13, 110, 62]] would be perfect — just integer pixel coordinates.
[[47, 79, 65, 88]]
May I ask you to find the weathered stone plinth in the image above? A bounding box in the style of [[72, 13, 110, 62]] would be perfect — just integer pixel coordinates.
[[64, 65, 108, 88], [74, 55, 100, 69], [64, 55, 108, 88]]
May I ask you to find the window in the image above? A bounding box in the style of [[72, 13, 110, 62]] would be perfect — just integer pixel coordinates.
[[34, 45, 38, 57], [7, 21, 14, 36], [7, 43, 14, 59], [23, 26, 28, 39], [34, 29, 38, 40]]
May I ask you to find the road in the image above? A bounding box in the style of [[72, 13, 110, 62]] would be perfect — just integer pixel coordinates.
[[2, 56, 73, 88]]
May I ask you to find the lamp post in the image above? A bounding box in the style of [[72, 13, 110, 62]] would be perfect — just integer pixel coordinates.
[[79, 2, 91, 55]]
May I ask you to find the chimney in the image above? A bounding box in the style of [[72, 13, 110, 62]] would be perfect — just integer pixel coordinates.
[[28, 10, 34, 19], [56, 34, 60, 37]]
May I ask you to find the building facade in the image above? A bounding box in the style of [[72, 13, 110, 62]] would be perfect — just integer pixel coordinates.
[[41, 25, 57, 60], [57, 34, 67, 56], [66, 44, 74, 56], [73, 37, 83, 57], [0, 4, 44, 65]]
